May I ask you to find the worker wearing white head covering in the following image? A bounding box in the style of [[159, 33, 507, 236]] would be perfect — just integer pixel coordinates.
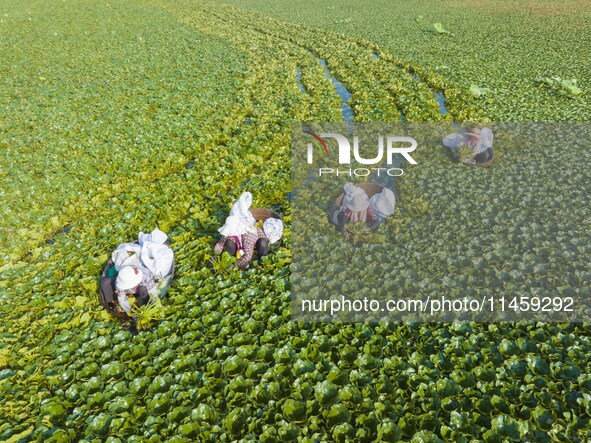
[[214, 192, 271, 269], [218, 215, 243, 238], [332, 183, 368, 228], [217, 192, 258, 239], [369, 188, 396, 221], [342, 183, 370, 223], [443, 127, 494, 165], [114, 265, 157, 313]]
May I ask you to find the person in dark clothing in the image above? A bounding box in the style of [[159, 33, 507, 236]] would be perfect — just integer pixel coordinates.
[[214, 228, 269, 270]]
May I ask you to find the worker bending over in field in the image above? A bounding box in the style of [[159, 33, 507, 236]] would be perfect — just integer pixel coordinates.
[[100, 265, 158, 313], [333, 183, 395, 231], [213, 192, 283, 270], [333, 183, 370, 231], [443, 127, 494, 166], [214, 214, 269, 270]]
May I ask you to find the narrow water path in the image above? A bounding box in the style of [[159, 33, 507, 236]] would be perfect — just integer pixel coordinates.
[[295, 67, 306, 93], [317, 57, 354, 123], [434, 92, 449, 115]]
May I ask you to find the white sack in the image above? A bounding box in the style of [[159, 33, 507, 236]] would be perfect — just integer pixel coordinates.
[[140, 242, 174, 279], [218, 192, 257, 237], [139, 227, 168, 246], [369, 188, 396, 218], [111, 243, 142, 271], [263, 218, 284, 244]]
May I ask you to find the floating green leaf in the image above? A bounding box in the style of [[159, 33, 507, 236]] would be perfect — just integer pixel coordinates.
[[433, 23, 451, 35], [469, 84, 492, 97]]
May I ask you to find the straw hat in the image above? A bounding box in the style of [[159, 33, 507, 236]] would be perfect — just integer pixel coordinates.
[[116, 266, 143, 291]]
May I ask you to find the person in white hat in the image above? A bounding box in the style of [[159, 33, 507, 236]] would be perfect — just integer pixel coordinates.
[[443, 127, 494, 165], [333, 183, 370, 231], [333, 183, 397, 232], [367, 188, 396, 230], [100, 265, 157, 314]]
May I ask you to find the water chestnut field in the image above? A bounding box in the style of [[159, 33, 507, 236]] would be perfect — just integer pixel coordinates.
[[0, 0, 590, 442]]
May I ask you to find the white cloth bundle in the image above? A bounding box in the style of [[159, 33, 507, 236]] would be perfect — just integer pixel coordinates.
[[112, 228, 174, 278], [138, 227, 168, 246], [218, 215, 243, 237], [218, 192, 257, 237], [140, 241, 174, 279], [230, 191, 257, 228], [112, 243, 142, 271], [369, 188, 396, 219], [263, 218, 284, 244]]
